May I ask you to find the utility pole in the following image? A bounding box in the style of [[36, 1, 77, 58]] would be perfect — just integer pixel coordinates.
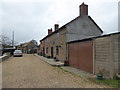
[[12, 31, 15, 48]]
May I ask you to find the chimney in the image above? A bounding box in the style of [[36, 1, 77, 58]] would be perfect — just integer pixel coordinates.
[[80, 2, 88, 16], [54, 24, 59, 31], [48, 28, 52, 35]]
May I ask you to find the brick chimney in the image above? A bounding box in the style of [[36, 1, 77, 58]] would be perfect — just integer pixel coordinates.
[[80, 2, 88, 16], [48, 28, 52, 35], [54, 24, 59, 31]]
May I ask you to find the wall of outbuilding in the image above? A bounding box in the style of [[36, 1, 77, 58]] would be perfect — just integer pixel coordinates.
[[94, 36, 111, 77], [94, 33, 120, 79]]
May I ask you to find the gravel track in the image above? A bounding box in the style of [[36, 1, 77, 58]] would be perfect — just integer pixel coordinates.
[[2, 54, 110, 88]]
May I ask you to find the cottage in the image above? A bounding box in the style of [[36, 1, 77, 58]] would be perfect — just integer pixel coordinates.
[[40, 3, 103, 63], [17, 40, 38, 54]]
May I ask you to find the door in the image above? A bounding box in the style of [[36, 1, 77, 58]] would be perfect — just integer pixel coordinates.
[[78, 40, 93, 73], [51, 47, 54, 58], [68, 40, 93, 73], [68, 43, 79, 69]]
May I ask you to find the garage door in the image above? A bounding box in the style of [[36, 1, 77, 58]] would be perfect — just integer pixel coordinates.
[[68, 43, 79, 69], [68, 40, 93, 73]]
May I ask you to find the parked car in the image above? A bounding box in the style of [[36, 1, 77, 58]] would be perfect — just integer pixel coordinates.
[[13, 50, 23, 57]]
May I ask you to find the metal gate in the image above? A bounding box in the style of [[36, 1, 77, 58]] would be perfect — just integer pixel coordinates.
[[68, 40, 93, 73]]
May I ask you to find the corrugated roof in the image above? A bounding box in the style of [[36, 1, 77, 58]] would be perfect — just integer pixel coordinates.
[[68, 32, 120, 43]]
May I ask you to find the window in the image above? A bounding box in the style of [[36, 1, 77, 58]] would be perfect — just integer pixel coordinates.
[[46, 47, 48, 54], [56, 46, 59, 55], [56, 33, 59, 38], [51, 41, 55, 45]]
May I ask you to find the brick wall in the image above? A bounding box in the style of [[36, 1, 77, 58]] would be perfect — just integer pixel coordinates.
[[55, 29, 67, 62], [44, 28, 67, 62]]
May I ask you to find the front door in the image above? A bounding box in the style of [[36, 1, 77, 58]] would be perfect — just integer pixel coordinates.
[[51, 47, 54, 58]]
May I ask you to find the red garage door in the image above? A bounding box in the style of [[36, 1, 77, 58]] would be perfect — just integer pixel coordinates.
[[68, 40, 93, 73], [68, 43, 79, 69]]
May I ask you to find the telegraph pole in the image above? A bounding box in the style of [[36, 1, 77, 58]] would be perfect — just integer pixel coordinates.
[[12, 31, 15, 48]]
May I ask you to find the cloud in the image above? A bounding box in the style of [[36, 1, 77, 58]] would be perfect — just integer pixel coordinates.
[[1, 0, 119, 44], [118, 1, 120, 32], [2, 2, 52, 43], [1, 0, 119, 3], [0, 2, 2, 35], [88, 1, 118, 33]]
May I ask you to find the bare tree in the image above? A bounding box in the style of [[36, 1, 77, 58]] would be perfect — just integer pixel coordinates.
[[0, 35, 12, 48]]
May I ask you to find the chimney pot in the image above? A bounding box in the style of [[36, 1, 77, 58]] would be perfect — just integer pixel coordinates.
[[80, 2, 88, 16], [54, 24, 59, 31], [48, 28, 52, 35]]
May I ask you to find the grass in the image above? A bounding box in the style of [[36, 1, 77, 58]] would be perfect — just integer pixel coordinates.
[[53, 66, 69, 73], [53, 66, 120, 88], [89, 78, 120, 88], [58, 67, 69, 72]]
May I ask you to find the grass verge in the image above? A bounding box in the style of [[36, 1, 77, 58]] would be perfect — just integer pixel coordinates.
[[89, 78, 120, 88], [53, 66, 69, 73]]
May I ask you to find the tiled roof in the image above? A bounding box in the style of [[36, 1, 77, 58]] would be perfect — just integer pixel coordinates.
[[20, 41, 31, 47], [40, 15, 103, 41]]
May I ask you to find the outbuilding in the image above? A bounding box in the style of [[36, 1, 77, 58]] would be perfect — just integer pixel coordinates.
[[68, 32, 120, 79]]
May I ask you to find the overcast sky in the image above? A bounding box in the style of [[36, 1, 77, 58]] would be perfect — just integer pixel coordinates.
[[0, 0, 119, 45]]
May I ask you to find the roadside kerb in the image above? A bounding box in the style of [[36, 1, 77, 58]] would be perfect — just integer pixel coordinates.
[[35, 54, 64, 67], [0, 55, 10, 62]]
